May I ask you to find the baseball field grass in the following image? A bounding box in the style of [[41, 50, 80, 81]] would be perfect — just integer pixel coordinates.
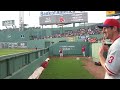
[[40, 57, 95, 79], [0, 48, 33, 56]]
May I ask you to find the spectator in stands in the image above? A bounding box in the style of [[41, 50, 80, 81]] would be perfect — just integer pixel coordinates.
[[59, 48, 63, 57], [81, 45, 86, 57]]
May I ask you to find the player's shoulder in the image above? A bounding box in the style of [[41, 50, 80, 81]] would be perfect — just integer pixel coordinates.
[[113, 39, 120, 47], [110, 42, 120, 52]]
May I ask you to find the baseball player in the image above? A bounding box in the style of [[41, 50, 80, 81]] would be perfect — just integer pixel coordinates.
[[59, 48, 63, 57], [98, 18, 120, 79], [81, 45, 86, 57]]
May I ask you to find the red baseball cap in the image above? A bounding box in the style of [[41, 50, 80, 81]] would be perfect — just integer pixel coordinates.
[[98, 19, 120, 28]]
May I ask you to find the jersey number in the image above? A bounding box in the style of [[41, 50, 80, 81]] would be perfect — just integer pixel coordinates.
[[108, 56, 114, 63]]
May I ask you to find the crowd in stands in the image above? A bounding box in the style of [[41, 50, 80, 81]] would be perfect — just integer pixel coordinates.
[[30, 27, 103, 43]]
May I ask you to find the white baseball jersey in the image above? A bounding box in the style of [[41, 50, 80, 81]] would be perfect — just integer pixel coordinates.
[[104, 37, 120, 79]]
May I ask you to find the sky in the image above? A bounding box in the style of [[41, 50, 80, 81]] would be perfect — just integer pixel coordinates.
[[0, 11, 118, 29]]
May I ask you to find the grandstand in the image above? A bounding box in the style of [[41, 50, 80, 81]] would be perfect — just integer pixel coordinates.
[[0, 23, 103, 48]]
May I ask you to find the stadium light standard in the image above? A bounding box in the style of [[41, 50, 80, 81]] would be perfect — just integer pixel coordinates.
[[19, 11, 24, 31]]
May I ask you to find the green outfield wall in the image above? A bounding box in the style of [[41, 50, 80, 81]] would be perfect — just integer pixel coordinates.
[[49, 42, 90, 56], [91, 43, 102, 62], [91, 43, 107, 62]]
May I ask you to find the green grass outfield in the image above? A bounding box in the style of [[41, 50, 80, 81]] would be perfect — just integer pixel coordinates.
[[40, 57, 95, 79], [0, 48, 33, 56]]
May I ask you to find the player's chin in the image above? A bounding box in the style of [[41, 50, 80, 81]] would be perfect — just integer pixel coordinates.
[[106, 35, 111, 39]]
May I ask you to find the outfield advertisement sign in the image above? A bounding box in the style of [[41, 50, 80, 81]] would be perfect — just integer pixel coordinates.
[[60, 46, 75, 51], [40, 11, 75, 16], [106, 11, 120, 16], [39, 12, 88, 25], [67, 37, 76, 42]]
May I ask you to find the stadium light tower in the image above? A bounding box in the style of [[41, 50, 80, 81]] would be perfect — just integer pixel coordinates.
[[19, 11, 24, 31]]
